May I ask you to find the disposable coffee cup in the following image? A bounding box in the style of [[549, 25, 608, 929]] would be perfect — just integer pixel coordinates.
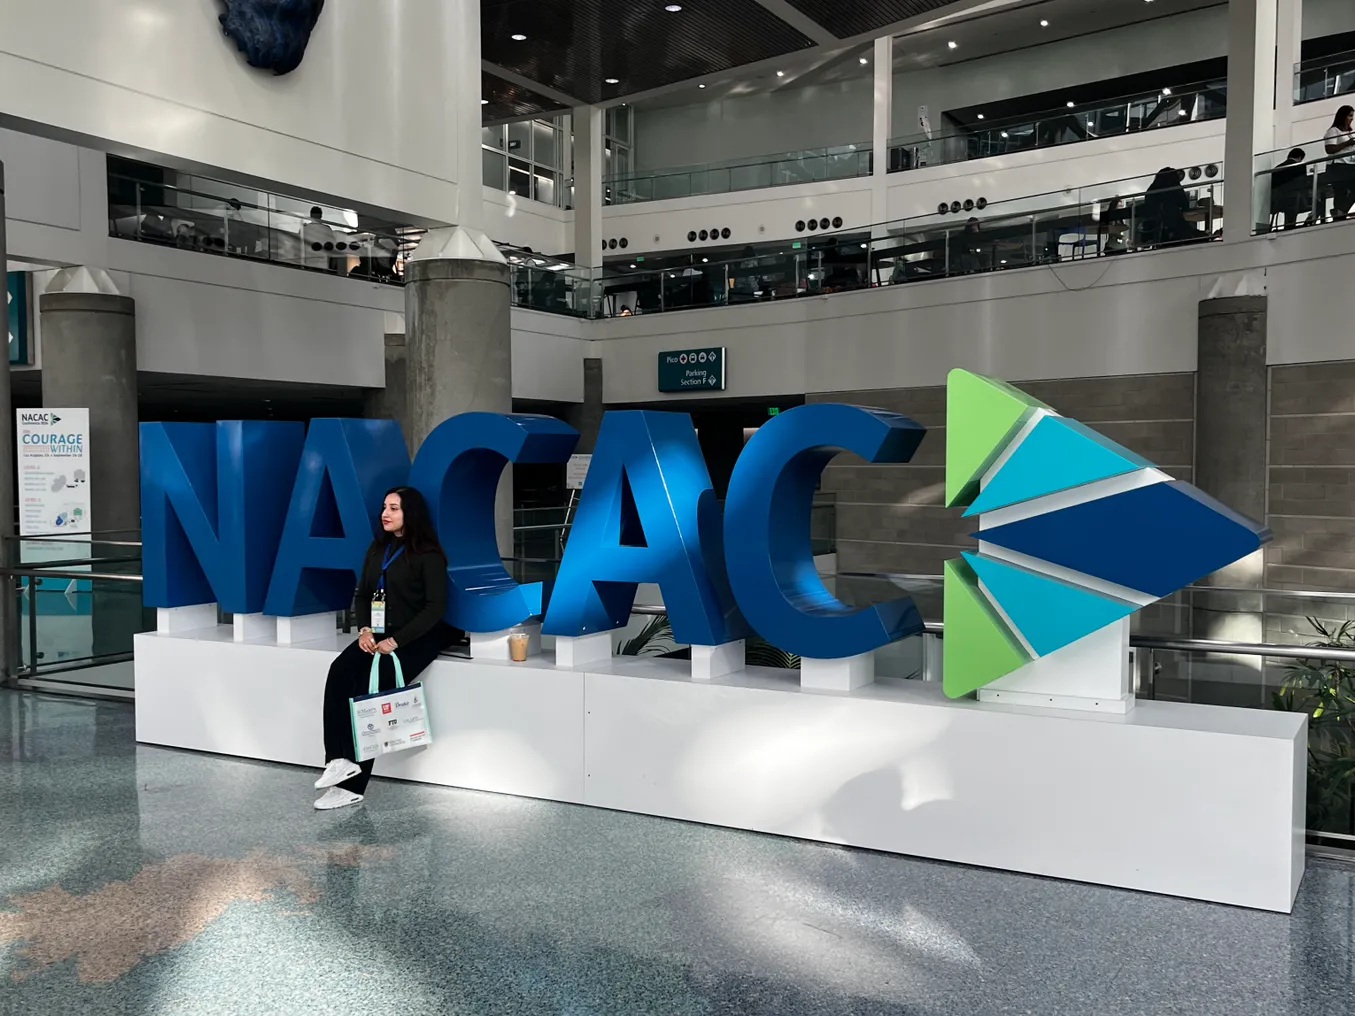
[[509, 632, 529, 662]]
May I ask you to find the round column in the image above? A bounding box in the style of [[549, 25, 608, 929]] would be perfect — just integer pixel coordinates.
[[404, 228, 513, 549]]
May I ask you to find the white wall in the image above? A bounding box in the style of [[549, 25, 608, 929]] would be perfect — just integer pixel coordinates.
[[634, 78, 874, 171], [0, 0, 478, 224], [587, 222, 1355, 403], [483, 188, 573, 256], [511, 310, 588, 403], [1303, 0, 1355, 39], [601, 178, 876, 257]]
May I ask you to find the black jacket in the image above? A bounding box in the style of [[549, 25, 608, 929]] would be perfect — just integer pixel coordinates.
[[354, 540, 448, 647]]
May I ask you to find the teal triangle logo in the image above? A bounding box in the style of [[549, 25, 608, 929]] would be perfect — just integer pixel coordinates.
[[963, 552, 1138, 657], [964, 415, 1150, 517]]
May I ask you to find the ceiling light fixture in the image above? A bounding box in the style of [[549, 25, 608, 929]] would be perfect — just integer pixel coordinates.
[[481, 98, 488, 105], [977, 113, 984, 120], [1040, 19, 1049, 26], [947, 40, 958, 50], [859, 56, 868, 65], [776, 70, 785, 77], [1001, 131, 1009, 138], [1162, 87, 1172, 96], [511, 33, 526, 40], [1066, 100, 1075, 108], [698, 83, 706, 88], [665, 3, 682, 10], [605, 77, 619, 84]]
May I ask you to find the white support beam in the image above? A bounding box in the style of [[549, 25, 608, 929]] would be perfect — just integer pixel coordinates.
[[751, 0, 839, 45], [573, 106, 605, 270], [871, 34, 894, 233], [1222, 0, 1280, 242]]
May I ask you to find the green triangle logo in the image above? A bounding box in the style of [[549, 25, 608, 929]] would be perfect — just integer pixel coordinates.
[[945, 369, 1048, 508], [942, 557, 1031, 698]]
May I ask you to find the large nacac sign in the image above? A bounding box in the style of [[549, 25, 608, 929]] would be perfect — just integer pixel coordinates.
[[140, 372, 1268, 696]]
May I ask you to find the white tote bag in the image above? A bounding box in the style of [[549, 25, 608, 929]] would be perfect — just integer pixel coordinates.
[[348, 653, 432, 763]]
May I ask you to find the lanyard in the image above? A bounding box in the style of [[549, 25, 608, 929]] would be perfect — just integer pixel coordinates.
[[376, 545, 405, 592]]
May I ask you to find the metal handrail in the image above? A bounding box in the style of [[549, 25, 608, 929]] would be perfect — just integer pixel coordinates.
[[2, 568, 142, 582]]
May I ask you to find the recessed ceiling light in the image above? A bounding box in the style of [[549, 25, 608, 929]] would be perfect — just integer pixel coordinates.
[[665, 3, 682, 10], [702, 257, 708, 263], [1000, 131, 1009, 138], [698, 83, 706, 88], [511, 33, 526, 40], [1177, 109, 1188, 116], [1040, 19, 1049, 27], [508, 189, 516, 195], [1162, 87, 1172, 96], [631, 263, 637, 268], [977, 113, 984, 120], [860, 243, 868, 249], [859, 56, 868, 65], [947, 40, 958, 49], [481, 98, 488, 105], [605, 77, 620, 84], [1066, 100, 1075, 108], [776, 70, 785, 77]]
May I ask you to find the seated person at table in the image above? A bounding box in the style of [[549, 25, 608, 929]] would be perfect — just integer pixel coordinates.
[[1141, 168, 1200, 246], [1271, 149, 1311, 229], [1325, 106, 1355, 220]]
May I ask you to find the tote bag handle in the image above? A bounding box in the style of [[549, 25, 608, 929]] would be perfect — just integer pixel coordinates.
[[367, 651, 405, 696]]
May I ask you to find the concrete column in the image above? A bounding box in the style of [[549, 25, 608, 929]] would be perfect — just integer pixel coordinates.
[[568, 356, 604, 453], [1223, 0, 1280, 241], [40, 267, 140, 663], [0, 163, 16, 679], [1192, 296, 1269, 694], [405, 227, 513, 550], [871, 35, 894, 235], [39, 272, 139, 534], [573, 106, 604, 270], [1273, 0, 1303, 150], [363, 333, 410, 452]]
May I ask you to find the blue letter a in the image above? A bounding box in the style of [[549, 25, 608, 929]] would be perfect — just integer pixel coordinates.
[[141, 421, 304, 613], [542, 411, 743, 645], [263, 419, 409, 617]]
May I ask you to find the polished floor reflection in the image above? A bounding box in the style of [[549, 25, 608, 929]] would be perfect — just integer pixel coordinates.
[[1, 688, 1353, 1015]]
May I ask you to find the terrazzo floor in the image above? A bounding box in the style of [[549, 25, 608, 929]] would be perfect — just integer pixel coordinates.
[[2, 688, 1354, 1015]]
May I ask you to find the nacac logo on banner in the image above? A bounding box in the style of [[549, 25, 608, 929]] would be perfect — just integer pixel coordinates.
[[140, 370, 1269, 695]]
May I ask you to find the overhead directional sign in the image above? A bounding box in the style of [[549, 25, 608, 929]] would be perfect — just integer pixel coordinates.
[[658, 347, 725, 393]]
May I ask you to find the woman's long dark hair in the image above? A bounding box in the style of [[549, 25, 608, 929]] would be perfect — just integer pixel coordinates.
[[1334, 105, 1354, 129], [377, 486, 443, 557]]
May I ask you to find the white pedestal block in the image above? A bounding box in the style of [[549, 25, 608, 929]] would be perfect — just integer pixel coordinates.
[[554, 631, 614, 668], [801, 652, 874, 691], [470, 623, 541, 661], [275, 613, 336, 645], [691, 640, 745, 681], [157, 604, 217, 633], [980, 619, 1135, 714], [133, 632, 1308, 912], [232, 613, 274, 643]]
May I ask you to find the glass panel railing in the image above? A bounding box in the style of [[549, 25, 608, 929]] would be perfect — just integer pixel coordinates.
[[1295, 47, 1355, 104], [108, 169, 425, 285], [888, 80, 1226, 173], [503, 249, 595, 318], [604, 144, 871, 205], [1253, 134, 1355, 233], [596, 168, 1225, 315]]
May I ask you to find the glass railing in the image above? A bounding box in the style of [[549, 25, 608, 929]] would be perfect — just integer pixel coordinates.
[[1295, 47, 1355, 104], [593, 168, 1224, 316], [888, 80, 1226, 172], [502, 248, 596, 318], [108, 169, 426, 285], [1253, 135, 1355, 233], [2, 532, 150, 693], [604, 144, 871, 205]]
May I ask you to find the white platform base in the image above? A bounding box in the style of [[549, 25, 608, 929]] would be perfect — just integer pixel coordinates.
[[691, 640, 744, 681], [232, 613, 274, 643], [554, 631, 614, 668], [980, 619, 1135, 714], [157, 604, 217, 633], [801, 652, 874, 691], [134, 630, 1307, 912], [470, 623, 542, 661], [276, 612, 336, 645]]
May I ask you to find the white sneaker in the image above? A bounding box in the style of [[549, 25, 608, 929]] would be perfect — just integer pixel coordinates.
[[315, 759, 362, 789], [314, 787, 364, 811]]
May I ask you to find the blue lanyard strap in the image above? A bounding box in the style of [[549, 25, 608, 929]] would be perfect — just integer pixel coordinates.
[[376, 545, 405, 591]]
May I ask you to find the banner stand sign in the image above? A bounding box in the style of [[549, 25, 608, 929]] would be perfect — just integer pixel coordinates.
[[17, 409, 91, 536]]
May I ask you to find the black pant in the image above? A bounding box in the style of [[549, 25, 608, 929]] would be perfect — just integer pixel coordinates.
[[322, 623, 452, 795]]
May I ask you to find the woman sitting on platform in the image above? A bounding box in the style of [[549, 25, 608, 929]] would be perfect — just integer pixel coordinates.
[[313, 486, 453, 810]]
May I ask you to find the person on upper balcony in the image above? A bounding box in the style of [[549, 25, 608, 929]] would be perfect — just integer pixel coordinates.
[[1324, 105, 1355, 221]]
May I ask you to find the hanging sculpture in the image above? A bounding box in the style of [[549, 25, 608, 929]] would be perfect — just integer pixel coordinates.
[[218, 0, 325, 76]]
